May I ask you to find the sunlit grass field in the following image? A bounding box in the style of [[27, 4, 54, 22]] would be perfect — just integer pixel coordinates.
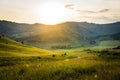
[[0, 49, 120, 80], [0, 34, 120, 80]]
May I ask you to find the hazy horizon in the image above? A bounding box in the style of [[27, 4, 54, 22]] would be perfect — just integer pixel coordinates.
[[1, 19, 120, 25]]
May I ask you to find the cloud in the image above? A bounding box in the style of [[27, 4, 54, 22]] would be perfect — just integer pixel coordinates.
[[76, 13, 120, 23], [76, 10, 96, 13], [65, 4, 74, 9], [99, 9, 109, 12], [76, 9, 110, 14]]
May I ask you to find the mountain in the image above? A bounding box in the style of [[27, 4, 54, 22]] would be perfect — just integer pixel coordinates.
[[0, 20, 120, 49], [0, 34, 51, 56]]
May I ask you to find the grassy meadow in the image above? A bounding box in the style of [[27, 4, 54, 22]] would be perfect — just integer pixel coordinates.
[[0, 34, 120, 80]]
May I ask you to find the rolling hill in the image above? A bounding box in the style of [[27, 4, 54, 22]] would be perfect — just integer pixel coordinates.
[[0, 34, 51, 56], [0, 20, 120, 49]]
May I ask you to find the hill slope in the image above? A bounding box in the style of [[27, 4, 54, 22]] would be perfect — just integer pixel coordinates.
[[0, 34, 51, 56]]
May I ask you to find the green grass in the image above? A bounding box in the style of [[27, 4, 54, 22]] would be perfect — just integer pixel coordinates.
[[0, 34, 120, 80], [0, 34, 53, 57], [0, 49, 120, 80]]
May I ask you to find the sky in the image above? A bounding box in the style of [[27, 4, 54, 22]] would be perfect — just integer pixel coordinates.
[[0, 0, 120, 25]]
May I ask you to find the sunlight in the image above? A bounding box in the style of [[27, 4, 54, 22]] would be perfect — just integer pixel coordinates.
[[39, 2, 67, 25]]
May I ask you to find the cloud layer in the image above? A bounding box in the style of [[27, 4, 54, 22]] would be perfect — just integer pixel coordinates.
[[65, 4, 74, 10], [76, 9, 110, 14]]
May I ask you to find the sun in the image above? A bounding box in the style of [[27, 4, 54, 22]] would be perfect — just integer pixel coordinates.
[[39, 2, 67, 25]]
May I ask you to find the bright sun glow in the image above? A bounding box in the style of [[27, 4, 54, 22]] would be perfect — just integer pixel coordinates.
[[39, 2, 67, 25]]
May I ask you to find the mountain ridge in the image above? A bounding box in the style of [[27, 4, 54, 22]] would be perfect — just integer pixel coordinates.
[[0, 20, 120, 49]]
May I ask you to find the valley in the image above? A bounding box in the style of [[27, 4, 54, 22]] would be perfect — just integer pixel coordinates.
[[0, 21, 120, 80], [0, 0, 120, 80], [0, 34, 120, 80]]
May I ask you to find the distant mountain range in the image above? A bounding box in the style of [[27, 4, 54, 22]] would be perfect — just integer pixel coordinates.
[[0, 20, 120, 49]]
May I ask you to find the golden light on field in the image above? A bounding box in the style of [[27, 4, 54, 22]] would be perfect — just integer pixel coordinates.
[[39, 2, 67, 25]]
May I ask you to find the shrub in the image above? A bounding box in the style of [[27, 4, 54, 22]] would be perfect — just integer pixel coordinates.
[[37, 57, 41, 59], [21, 41, 24, 44], [18, 68, 25, 75], [113, 46, 120, 49], [61, 53, 67, 56], [64, 53, 67, 55], [52, 54, 56, 57]]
